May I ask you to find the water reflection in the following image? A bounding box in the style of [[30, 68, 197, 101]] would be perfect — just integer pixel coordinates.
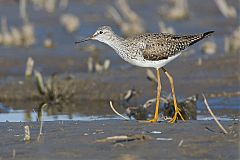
[[0, 103, 12, 113], [0, 110, 120, 122], [0, 109, 237, 122], [24, 110, 32, 122], [0, 95, 239, 122], [0, 100, 121, 122]]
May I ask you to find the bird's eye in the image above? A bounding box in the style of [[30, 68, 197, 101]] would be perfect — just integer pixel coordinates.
[[99, 31, 103, 34]]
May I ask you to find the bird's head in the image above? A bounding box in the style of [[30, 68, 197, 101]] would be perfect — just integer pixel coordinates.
[[75, 26, 115, 44]]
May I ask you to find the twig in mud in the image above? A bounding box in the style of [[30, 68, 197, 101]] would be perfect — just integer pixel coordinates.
[[37, 103, 47, 141], [178, 139, 184, 147], [146, 69, 157, 83], [156, 138, 173, 141], [19, 0, 29, 23], [25, 57, 34, 78], [202, 93, 228, 134], [12, 149, 16, 159], [225, 26, 240, 54], [34, 70, 47, 95], [109, 101, 129, 120], [24, 125, 30, 141], [122, 89, 137, 102], [96, 134, 152, 143]]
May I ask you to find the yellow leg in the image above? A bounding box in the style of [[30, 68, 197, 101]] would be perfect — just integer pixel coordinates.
[[162, 67, 185, 123], [148, 68, 161, 123]]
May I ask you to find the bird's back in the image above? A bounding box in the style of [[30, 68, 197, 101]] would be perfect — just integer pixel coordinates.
[[125, 31, 214, 61]]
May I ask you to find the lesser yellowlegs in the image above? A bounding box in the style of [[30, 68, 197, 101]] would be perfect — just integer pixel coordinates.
[[75, 26, 214, 123]]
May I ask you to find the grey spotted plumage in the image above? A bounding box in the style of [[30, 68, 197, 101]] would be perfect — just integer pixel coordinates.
[[134, 31, 214, 61], [76, 26, 214, 69]]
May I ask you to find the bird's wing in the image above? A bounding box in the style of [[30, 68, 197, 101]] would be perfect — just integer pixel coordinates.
[[140, 34, 179, 60], [140, 32, 214, 61]]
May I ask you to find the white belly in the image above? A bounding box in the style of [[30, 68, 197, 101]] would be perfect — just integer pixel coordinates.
[[125, 53, 181, 69]]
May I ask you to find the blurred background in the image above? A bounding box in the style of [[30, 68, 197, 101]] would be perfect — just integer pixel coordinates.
[[0, 0, 239, 122]]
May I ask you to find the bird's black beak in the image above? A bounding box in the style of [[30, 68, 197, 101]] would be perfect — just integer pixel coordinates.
[[75, 35, 95, 44]]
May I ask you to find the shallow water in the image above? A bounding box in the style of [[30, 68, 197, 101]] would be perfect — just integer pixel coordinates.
[[1, 109, 238, 122], [197, 97, 240, 110], [0, 110, 120, 122], [1, 96, 239, 122]]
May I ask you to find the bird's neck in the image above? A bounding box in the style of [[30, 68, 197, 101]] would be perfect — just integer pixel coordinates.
[[104, 34, 125, 52]]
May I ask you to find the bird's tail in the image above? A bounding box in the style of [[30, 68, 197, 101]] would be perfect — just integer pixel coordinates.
[[188, 31, 215, 46], [203, 31, 215, 38]]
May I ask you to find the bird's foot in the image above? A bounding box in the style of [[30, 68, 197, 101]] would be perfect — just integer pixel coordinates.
[[168, 107, 185, 123]]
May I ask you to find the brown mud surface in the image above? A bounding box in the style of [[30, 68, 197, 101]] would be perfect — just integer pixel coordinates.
[[0, 120, 239, 160], [0, 53, 239, 119]]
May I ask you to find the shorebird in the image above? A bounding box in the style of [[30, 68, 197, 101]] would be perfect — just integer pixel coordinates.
[[75, 26, 214, 123]]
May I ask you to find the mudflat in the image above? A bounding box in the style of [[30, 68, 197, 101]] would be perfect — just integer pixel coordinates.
[[0, 120, 239, 160]]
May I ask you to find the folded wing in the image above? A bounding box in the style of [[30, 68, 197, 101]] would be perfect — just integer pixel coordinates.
[[141, 31, 214, 61]]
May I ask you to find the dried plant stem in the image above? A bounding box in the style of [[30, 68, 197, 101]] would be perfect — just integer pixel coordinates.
[[39, 104, 47, 134], [202, 94, 228, 134], [25, 57, 34, 78], [24, 125, 31, 141], [37, 103, 47, 141], [20, 0, 29, 23], [109, 101, 129, 120]]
